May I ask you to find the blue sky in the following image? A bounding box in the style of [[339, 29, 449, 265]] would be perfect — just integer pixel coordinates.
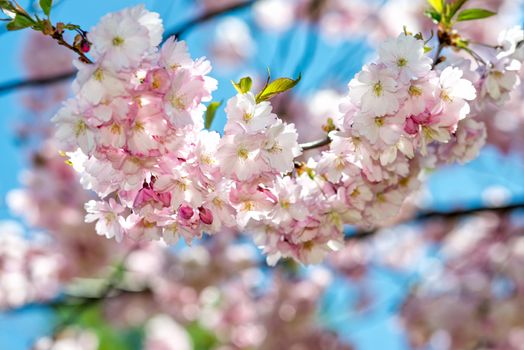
[[1, 1, 524, 349]]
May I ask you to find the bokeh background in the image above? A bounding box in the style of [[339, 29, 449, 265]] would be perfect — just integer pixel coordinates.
[[1, 0, 524, 349]]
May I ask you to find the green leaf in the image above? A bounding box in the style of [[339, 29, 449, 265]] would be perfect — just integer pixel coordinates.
[[427, 0, 443, 13], [186, 322, 218, 350], [424, 9, 441, 23], [39, 0, 52, 17], [6, 14, 34, 30], [255, 74, 301, 103], [204, 101, 222, 129], [231, 76, 252, 94], [0, 0, 12, 10], [55, 305, 144, 350], [448, 0, 469, 18], [63, 23, 80, 30], [456, 8, 496, 21]]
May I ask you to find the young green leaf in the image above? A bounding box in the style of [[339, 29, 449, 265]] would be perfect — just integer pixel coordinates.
[[255, 74, 301, 103], [457, 8, 496, 21], [448, 0, 469, 18], [0, 0, 13, 10], [39, 0, 52, 17], [427, 0, 443, 13], [232, 76, 252, 94], [205, 101, 223, 129], [424, 9, 441, 23], [6, 13, 34, 30]]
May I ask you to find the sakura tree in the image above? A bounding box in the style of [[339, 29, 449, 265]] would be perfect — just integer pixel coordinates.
[[0, 0, 523, 349]]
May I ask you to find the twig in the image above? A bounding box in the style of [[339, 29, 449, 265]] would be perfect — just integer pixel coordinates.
[[0, 0, 261, 95], [347, 201, 524, 241], [0, 71, 75, 94], [300, 136, 332, 151], [432, 42, 445, 68], [50, 245, 138, 338], [165, 0, 260, 39]]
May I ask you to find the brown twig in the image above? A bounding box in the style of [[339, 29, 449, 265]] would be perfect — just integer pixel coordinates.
[[347, 201, 524, 241], [166, 0, 260, 38], [0, 0, 261, 95], [300, 136, 332, 151]]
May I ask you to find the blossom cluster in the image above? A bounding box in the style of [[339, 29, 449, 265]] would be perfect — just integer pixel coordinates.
[[52, 5, 301, 258], [52, 5, 523, 265], [400, 214, 524, 350], [0, 222, 64, 309], [112, 233, 353, 350], [255, 33, 476, 264]]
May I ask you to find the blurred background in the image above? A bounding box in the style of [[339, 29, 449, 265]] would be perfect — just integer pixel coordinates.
[[1, 0, 524, 349]]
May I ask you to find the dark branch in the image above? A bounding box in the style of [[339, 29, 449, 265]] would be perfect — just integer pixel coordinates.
[[300, 136, 331, 151], [0, 71, 76, 94], [347, 202, 524, 241], [0, 0, 260, 95], [166, 0, 260, 38]]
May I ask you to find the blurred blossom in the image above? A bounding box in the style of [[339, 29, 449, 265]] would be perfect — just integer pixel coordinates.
[[144, 315, 193, 350], [34, 328, 99, 350], [22, 32, 73, 79], [198, 0, 247, 12], [401, 214, 524, 349], [211, 18, 255, 68], [254, 0, 296, 32], [482, 185, 512, 207], [0, 222, 64, 309]]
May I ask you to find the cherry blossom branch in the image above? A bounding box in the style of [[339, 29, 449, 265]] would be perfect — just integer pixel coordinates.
[[32, 201, 524, 321], [166, 0, 261, 38], [432, 41, 445, 67], [0, 0, 261, 95], [49, 29, 92, 64], [348, 201, 524, 240], [299, 136, 332, 151], [50, 245, 138, 338], [0, 71, 75, 94]]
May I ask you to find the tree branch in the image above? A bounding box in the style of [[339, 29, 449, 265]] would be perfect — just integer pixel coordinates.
[[347, 201, 524, 241], [50, 245, 138, 338], [0, 0, 261, 95], [300, 136, 331, 151], [432, 41, 445, 68], [0, 71, 76, 94], [165, 0, 260, 39]]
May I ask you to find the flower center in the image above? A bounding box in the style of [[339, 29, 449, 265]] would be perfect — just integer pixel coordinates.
[[243, 113, 253, 122], [374, 116, 385, 127], [409, 85, 423, 97], [170, 95, 186, 109], [397, 57, 408, 67], [373, 81, 383, 97], [133, 121, 145, 132], [112, 36, 125, 46], [110, 123, 121, 134], [93, 68, 104, 82], [74, 120, 87, 137], [242, 201, 254, 211], [440, 90, 453, 102], [237, 147, 249, 160], [212, 197, 223, 209]]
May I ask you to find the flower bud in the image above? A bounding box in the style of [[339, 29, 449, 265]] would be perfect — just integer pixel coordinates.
[[198, 207, 213, 225], [178, 205, 194, 220]]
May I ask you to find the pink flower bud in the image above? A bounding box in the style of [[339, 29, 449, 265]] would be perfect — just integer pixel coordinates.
[[404, 117, 419, 135], [144, 68, 170, 93], [198, 207, 213, 225], [81, 41, 91, 53], [178, 205, 194, 220]]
